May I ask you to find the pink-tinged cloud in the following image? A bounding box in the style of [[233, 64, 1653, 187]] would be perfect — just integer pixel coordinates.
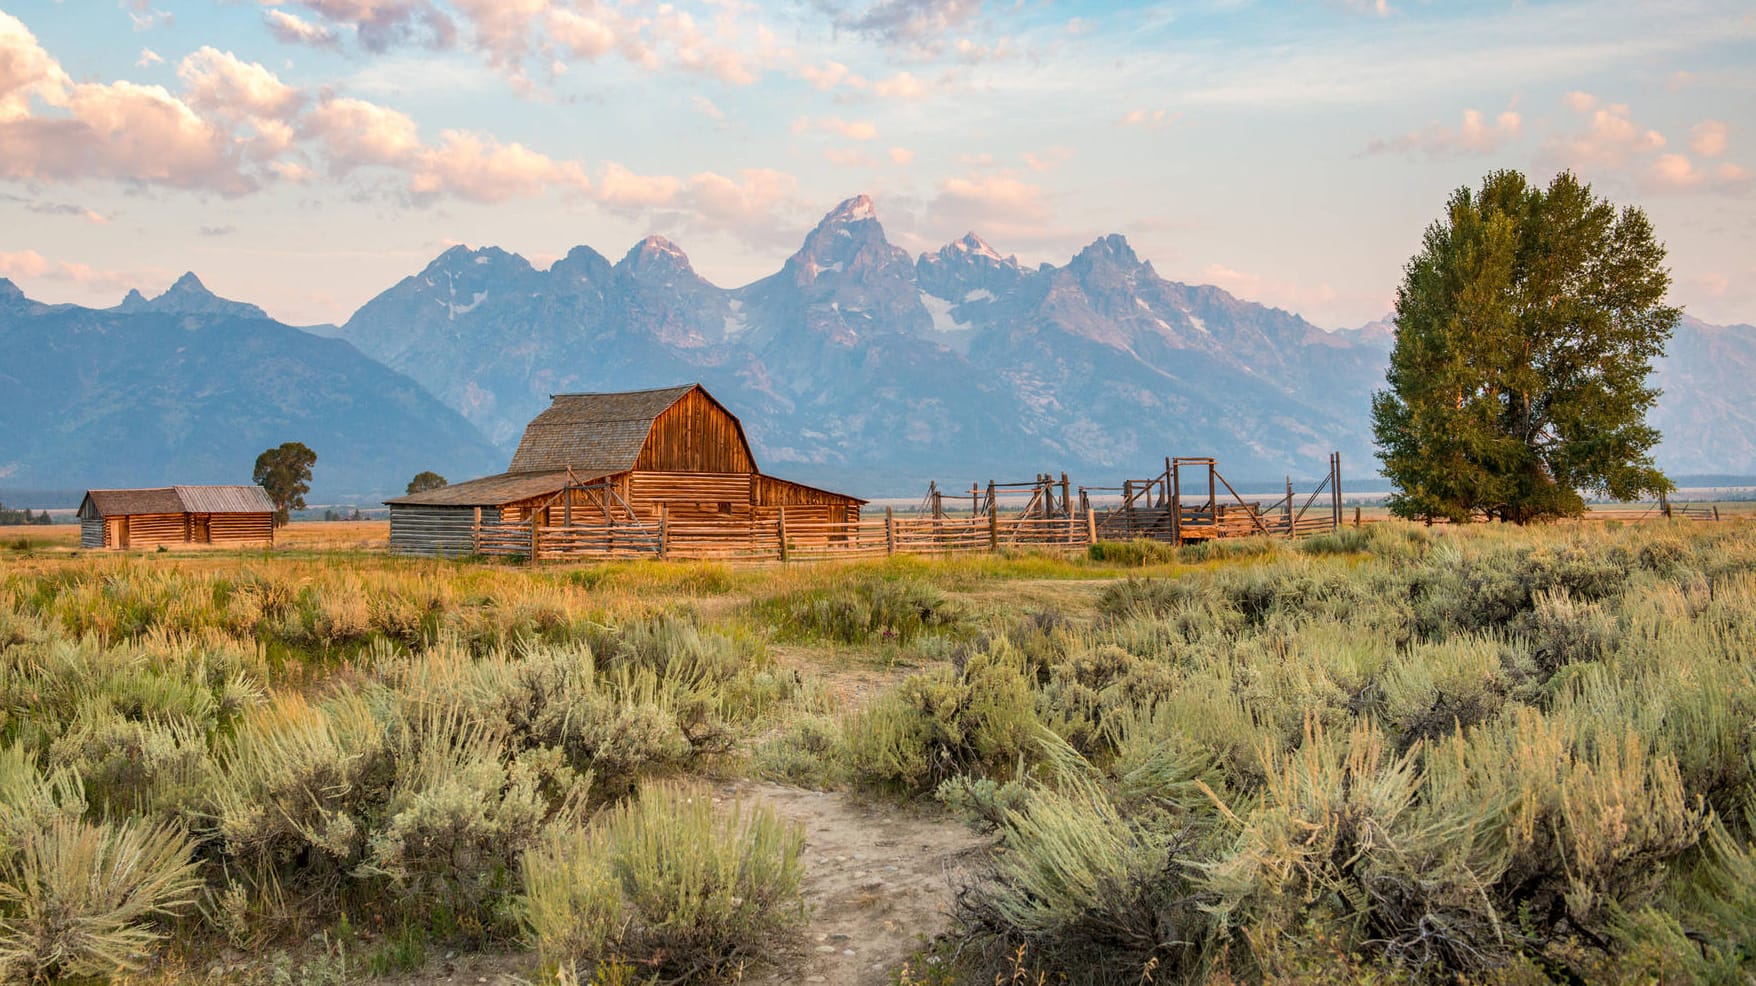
[[302, 95, 423, 169], [799, 60, 855, 90], [177, 47, 303, 121], [1717, 162, 1751, 183], [1691, 120, 1728, 157], [872, 71, 927, 100], [684, 167, 797, 232], [411, 129, 590, 202], [930, 174, 1052, 239], [0, 248, 168, 292], [1547, 97, 1666, 171], [265, 0, 456, 53], [264, 9, 341, 48], [1563, 90, 1597, 114], [136, 47, 164, 68], [1366, 105, 1521, 157], [842, 0, 984, 47], [794, 115, 878, 140], [1024, 147, 1074, 172], [1648, 153, 1704, 190], [824, 147, 874, 167], [597, 161, 682, 209], [0, 12, 69, 122], [889, 146, 914, 165], [1117, 108, 1180, 129], [546, 7, 618, 59]]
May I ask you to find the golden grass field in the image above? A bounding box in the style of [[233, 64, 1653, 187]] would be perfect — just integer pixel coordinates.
[[2, 517, 1754, 986]]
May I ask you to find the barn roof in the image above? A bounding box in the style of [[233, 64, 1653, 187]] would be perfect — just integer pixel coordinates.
[[80, 485, 274, 518], [508, 384, 742, 474], [384, 469, 595, 507]]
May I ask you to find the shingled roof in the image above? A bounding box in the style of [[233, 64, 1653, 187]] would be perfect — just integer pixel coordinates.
[[508, 384, 726, 474], [80, 485, 274, 518], [384, 469, 591, 507]]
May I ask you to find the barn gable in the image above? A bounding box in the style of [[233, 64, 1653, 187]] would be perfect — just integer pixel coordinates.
[[507, 384, 756, 476]]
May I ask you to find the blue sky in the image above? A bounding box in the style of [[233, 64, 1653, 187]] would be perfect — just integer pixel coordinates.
[[2, 0, 1752, 328]]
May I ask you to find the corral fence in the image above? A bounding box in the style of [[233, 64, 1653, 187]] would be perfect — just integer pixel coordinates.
[[470, 451, 1361, 564], [471, 506, 1095, 564], [1080, 453, 1345, 543]]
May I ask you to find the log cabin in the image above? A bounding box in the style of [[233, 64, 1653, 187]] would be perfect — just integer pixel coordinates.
[[78, 486, 276, 549], [386, 384, 865, 557]]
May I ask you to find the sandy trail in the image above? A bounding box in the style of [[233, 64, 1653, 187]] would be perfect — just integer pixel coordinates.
[[731, 781, 990, 986]]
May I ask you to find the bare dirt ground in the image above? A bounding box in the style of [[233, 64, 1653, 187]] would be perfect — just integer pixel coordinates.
[[731, 781, 990, 986]]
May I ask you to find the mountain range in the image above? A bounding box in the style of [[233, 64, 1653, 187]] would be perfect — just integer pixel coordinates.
[[3, 194, 1753, 499]]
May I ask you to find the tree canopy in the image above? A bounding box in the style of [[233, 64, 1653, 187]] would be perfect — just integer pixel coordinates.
[[253, 442, 316, 527], [406, 471, 448, 495], [1371, 170, 1677, 523]]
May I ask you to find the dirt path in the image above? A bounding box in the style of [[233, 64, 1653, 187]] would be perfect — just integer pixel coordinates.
[[732, 781, 990, 986]]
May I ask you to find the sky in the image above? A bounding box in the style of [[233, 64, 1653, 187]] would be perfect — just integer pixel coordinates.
[[1, 0, 1752, 330]]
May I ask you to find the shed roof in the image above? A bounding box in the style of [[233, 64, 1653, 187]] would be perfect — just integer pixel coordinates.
[[80, 485, 274, 518], [508, 384, 703, 474], [384, 469, 596, 507]]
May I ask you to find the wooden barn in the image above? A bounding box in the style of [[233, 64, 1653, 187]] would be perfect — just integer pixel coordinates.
[[386, 384, 865, 557], [78, 486, 276, 549]]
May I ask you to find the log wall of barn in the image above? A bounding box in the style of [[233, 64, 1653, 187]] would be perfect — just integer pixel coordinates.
[[633, 390, 756, 474], [123, 513, 190, 547], [81, 518, 105, 548], [389, 505, 500, 557], [208, 514, 275, 545]]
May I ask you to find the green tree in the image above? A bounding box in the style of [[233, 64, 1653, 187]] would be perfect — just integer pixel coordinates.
[[405, 471, 448, 494], [1371, 170, 1677, 524], [253, 442, 317, 527]]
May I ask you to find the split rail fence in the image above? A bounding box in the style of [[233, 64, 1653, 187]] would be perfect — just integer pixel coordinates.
[[470, 506, 1098, 564]]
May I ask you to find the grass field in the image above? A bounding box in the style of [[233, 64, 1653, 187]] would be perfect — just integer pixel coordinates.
[[1, 518, 1753, 985]]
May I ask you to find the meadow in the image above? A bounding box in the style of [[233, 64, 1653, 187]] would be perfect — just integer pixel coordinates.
[[1, 518, 1753, 985]]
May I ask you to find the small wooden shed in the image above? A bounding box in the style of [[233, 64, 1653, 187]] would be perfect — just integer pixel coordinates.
[[78, 486, 276, 549], [387, 384, 865, 557]]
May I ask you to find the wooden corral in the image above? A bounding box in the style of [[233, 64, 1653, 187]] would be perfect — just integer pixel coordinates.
[[386, 384, 867, 558], [1080, 454, 1344, 543], [77, 486, 275, 549]]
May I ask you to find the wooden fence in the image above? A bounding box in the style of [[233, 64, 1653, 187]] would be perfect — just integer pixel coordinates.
[[472, 505, 1097, 564]]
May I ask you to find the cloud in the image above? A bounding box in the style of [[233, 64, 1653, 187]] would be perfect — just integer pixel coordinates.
[[840, 0, 984, 47], [301, 96, 423, 169], [691, 94, 724, 121], [1647, 153, 1705, 190], [1023, 147, 1074, 172], [177, 47, 303, 122], [796, 62, 930, 101], [1117, 108, 1180, 129], [928, 173, 1052, 240], [0, 193, 108, 223], [824, 147, 873, 167], [136, 47, 163, 68], [1690, 120, 1728, 157], [264, 9, 341, 48], [0, 248, 167, 293], [596, 160, 682, 209], [200, 224, 237, 236], [266, 0, 456, 52], [1547, 94, 1666, 171], [889, 146, 913, 165], [1366, 104, 1522, 157], [793, 115, 878, 140], [410, 128, 590, 202]]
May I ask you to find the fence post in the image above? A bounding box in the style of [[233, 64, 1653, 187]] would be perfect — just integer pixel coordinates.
[[1085, 506, 1097, 545], [1332, 452, 1343, 529], [1354, 506, 1362, 528], [1284, 477, 1293, 535], [1170, 460, 1182, 543], [988, 503, 1000, 553], [472, 507, 481, 554], [777, 506, 788, 563], [528, 514, 539, 566], [659, 504, 670, 560], [885, 506, 896, 556]]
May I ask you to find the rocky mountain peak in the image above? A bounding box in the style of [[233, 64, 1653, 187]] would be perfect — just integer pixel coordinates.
[[825, 193, 877, 224], [953, 232, 1003, 261], [1073, 234, 1142, 270], [0, 277, 32, 313], [619, 235, 697, 278], [113, 271, 269, 320]]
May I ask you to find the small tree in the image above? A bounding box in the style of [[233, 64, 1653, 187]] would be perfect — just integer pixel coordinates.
[[253, 442, 317, 527], [1371, 170, 1677, 523], [406, 471, 448, 495]]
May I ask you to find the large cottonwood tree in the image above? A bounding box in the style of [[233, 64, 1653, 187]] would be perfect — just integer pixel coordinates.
[[1371, 170, 1677, 523]]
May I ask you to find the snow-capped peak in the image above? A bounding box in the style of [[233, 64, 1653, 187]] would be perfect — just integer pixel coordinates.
[[952, 232, 1002, 261], [825, 193, 877, 223]]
